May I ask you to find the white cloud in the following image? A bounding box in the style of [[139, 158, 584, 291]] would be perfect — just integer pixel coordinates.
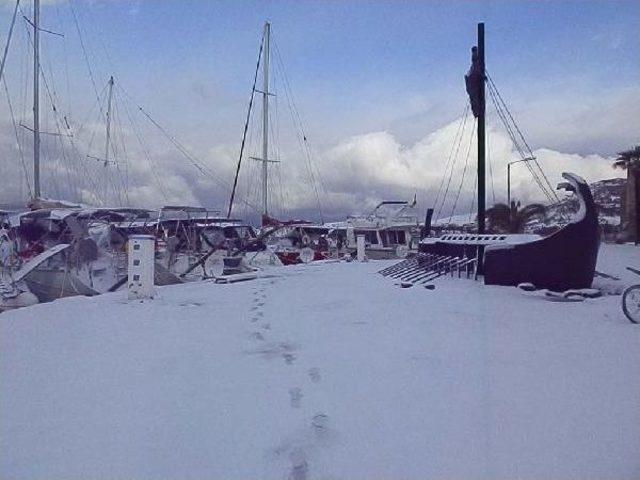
[[307, 118, 623, 220], [515, 86, 640, 155], [0, 96, 626, 222]]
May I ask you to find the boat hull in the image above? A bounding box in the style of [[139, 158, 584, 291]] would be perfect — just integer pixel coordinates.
[[23, 269, 99, 303], [419, 173, 600, 291], [483, 173, 599, 290]]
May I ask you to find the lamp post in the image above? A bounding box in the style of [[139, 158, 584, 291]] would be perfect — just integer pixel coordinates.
[[507, 157, 535, 206]]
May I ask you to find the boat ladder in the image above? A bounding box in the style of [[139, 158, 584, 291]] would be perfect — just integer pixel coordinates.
[[378, 253, 477, 285]]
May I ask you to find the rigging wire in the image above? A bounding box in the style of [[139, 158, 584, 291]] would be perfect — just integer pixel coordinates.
[[67, 0, 105, 121], [55, 1, 73, 121], [20, 10, 97, 203], [487, 126, 496, 205], [487, 73, 557, 199], [270, 74, 284, 217], [0, 0, 20, 84], [485, 72, 559, 203], [228, 31, 264, 218], [59, 3, 127, 205], [273, 39, 325, 223], [74, 81, 107, 141], [468, 170, 478, 224], [118, 99, 132, 204], [2, 77, 32, 197], [118, 89, 169, 202], [18, 3, 105, 203], [486, 81, 553, 203], [432, 104, 470, 209], [242, 106, 261, 220], [18, 21, 27, 127], [109, 95, 129, 205], [116, 83, 261, 213], [449, 118, 477, 220], [434, 108, 471, 220]]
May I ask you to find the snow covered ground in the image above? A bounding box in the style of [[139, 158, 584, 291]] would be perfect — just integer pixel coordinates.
[[1, 244, 639, 480]]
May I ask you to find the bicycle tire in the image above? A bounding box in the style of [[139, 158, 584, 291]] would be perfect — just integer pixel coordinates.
[[622, 285, 640, 324]]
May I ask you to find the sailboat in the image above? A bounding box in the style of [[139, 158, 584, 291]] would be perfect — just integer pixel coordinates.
[[0, 2, 275, 307], [224, 22, 332, 266], [417, 23, 599, 290], [0, 0, 56, 308], [1, 2, 174, 304]]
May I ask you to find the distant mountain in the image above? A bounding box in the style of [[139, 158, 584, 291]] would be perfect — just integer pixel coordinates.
[[540, 178, 624, 232], [590, 177, 625, 223]]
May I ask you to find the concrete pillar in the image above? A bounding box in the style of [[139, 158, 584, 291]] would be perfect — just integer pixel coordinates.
[[128, 235, 155, 300], [356, 235, 365, 262]]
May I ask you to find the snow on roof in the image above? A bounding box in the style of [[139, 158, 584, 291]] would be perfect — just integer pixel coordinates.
[[196, 221, 249, 228], [110, 220, 157, 229], [432, 212, 476, 226]]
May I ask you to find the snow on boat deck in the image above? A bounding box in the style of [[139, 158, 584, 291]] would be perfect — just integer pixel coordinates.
[[2, 244, 639, 479]]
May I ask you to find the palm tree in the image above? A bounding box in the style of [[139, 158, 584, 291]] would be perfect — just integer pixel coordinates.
[[486, 200, 546, 234], [613, 146, 640, 170], [614, 145, 640, 243]]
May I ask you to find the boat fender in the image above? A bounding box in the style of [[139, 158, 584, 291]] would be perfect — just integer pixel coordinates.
[[299, 247, 314, 264]]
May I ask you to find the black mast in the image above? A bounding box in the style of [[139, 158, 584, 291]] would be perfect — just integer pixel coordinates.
[[477, 22, 486, 272]]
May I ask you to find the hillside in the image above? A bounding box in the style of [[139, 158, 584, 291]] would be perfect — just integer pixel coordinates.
[[434, 178, 626, 234]]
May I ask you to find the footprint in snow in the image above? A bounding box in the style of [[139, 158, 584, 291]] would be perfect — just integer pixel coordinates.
[[289, 387, 303, 408], [307, 368, 321, 383], [245, 342, 297, 362], [270, 413, 334, 477], [283, 353, 296, 365], [178, 301, 203, 307], [249, 331, 265, 341], [311, 413, 329, 435], [288, 448, 309, 480]]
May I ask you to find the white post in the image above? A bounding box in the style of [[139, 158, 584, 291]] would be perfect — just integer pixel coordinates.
[[356, 235, 366, 262], [346, 225, 355, 247], [127, 235, 155, 300]]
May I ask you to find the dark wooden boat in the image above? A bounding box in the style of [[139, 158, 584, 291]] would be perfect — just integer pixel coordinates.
[[483, 172, 599, 290], [418, 172, 600, 290], [415, 23, 600, 291]]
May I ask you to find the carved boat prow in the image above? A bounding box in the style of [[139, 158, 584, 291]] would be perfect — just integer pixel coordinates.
[[483, 172, 600, 290]]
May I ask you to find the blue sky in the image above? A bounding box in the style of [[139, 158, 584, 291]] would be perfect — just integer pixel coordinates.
[[1, 0, 638, 216], [10, 0, 634, 147]]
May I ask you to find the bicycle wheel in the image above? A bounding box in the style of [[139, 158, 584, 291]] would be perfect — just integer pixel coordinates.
[[622, 285, 640, 324]]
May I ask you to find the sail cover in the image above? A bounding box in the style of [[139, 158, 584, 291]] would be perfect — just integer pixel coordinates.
[[464, 46, 483, 118]]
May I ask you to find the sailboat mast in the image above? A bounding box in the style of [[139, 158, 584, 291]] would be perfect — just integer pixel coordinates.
[[104, 76, 114, 166], [477, 22, 486, 236], [33, 0, 41, 198], [261, 21, 270, 219], [475, 22, 487, 273]]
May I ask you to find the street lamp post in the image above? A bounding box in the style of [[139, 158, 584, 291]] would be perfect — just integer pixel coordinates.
[[507, 157, 536, 206]]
